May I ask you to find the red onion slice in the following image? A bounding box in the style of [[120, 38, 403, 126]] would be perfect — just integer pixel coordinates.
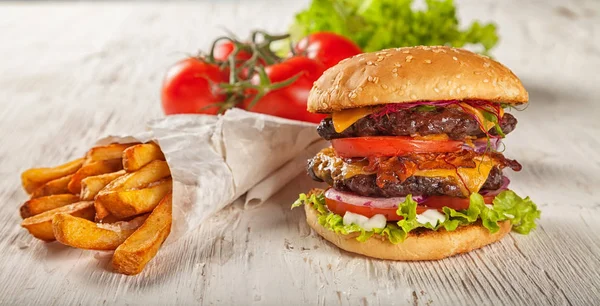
[[467, 138, 501, 153], [325, 188, 426, 209]]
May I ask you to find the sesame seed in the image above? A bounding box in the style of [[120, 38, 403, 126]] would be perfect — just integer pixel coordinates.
[[392, 68, 398, 73], [474, 71, 482, 75], [381, 84, 389, 89], [453, 56, 458, 61], [456, 74, 461, 79], [367, 76, 374, 82], [348, 91, 358, 99], [357, 87, 363, 92], [392, 73, 398, 78], [367, 61, 374, 65], [386, 53, 393, 57], [456, 88, 461, 94], [377, 56, 384, 62], [483, 62, 491, 68], [358, 57, 365, 62], [373, 77, 379, 84], [410, 94, 417, 99], [483, 79, 489, 83], [452, 49, 460, 53], [434, 87, 440, 93], [394, 63, 402, 67], [401, 84, 407, 90], [422, 46, 431, 50], [405, 55, 413, 62], [402, 50, 410, 54], [424, 59, 432, 64], [449, 89, 454, 95], [447, 80, 452, 85], [373, 96, 379, 102]]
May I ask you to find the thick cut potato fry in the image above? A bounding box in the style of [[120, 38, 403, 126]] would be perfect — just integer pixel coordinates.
[[30, 174, 73, 199], [112, 193, 172, 275], [21, 201, 95, 241], [97, 179, 172, 219], [53, 213, 148, 250], [80, 170, 125, 201], [102, 160, 170, 193], [21, 158, 84, 194], [94, 201, 112, 221], [85, 143, 138, 164], [20, 194, 80, 219], [122, 143, 166, 172], [67, 159, 123, 194]]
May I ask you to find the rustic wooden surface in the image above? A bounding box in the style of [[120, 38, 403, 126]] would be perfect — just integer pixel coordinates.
[[1, 1, 599, 305]]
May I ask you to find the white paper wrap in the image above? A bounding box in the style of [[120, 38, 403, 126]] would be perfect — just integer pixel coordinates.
[[96, 109, 327, 241]]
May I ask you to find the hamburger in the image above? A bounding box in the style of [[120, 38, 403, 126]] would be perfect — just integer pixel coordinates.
[[292, 46, 541, 260]]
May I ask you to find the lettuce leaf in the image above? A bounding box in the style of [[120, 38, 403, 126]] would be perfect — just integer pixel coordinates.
[[292, 189, 540, 244], [291, 0, 499, 54]]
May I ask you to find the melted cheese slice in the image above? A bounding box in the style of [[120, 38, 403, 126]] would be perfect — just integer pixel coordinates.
[[331, 107, 376, 133], [459, 103, 496, 132], [413, 157, 495, 196]]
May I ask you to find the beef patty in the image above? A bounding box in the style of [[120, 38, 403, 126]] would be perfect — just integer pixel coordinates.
[[317, 107, 517, 140]]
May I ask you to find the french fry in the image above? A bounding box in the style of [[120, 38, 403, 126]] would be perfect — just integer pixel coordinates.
[[80, 170, 126, 201], [21, 158, 84, 194], [94, 201, 112, 221], [85, 143, 137, 164], [67, 159, 123, 194], [122, 143, 166, 172], [102, 160, 170, 193], [30, 174, 73, 199], [112, 193, 172, 275], [53, 213, 148, 250], [97, 178, 172, 219], [20, 201, 95, 241], [20, 194, 81, 219]]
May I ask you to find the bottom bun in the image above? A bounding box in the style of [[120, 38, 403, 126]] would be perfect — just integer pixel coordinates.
[[304, 203, 511, 261]]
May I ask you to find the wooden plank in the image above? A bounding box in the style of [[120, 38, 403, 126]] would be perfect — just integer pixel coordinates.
[[0, 0, 599, 305]]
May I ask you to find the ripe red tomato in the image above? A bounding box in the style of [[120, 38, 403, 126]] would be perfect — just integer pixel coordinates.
[[213, 41, 253, 63], [295, 32, 362, 69], [324, 197, 428, 221], [331, 136, 464, 158], [161, 58, 227, 115], [243, 56, 327, 123]]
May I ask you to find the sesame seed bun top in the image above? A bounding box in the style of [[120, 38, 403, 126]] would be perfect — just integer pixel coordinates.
[[307, 46, 529, 113]]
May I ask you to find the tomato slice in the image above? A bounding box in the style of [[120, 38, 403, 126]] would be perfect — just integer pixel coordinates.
[[324, 197, 428, 221], [422, 195, 495, 210], [331, 136, 464, 158]]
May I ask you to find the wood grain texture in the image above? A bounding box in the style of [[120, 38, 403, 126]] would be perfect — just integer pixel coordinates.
[[0, 0, 599, 305]]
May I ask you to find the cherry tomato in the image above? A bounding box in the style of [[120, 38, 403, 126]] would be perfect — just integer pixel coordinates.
[[331, 136, 464, 158], [325, 197, 428, 221], [213, 41, 253, 63], [161, 58, 227, 115], [243, 56, 327, 123], [422, 195, 495, 210], [295, 32, 362, 69]]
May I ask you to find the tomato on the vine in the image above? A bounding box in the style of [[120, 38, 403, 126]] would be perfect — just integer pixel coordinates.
[[213, 41, 254, 64], [295, 32, 362, 69], [161, 58, 227, 115], [243, 56, 327, 123]]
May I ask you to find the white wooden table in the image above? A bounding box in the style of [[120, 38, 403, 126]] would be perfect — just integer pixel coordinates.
[[1, 1, 599, 305]]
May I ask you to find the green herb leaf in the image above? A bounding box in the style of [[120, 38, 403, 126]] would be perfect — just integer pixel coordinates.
[[415, 105, 437, 112]]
